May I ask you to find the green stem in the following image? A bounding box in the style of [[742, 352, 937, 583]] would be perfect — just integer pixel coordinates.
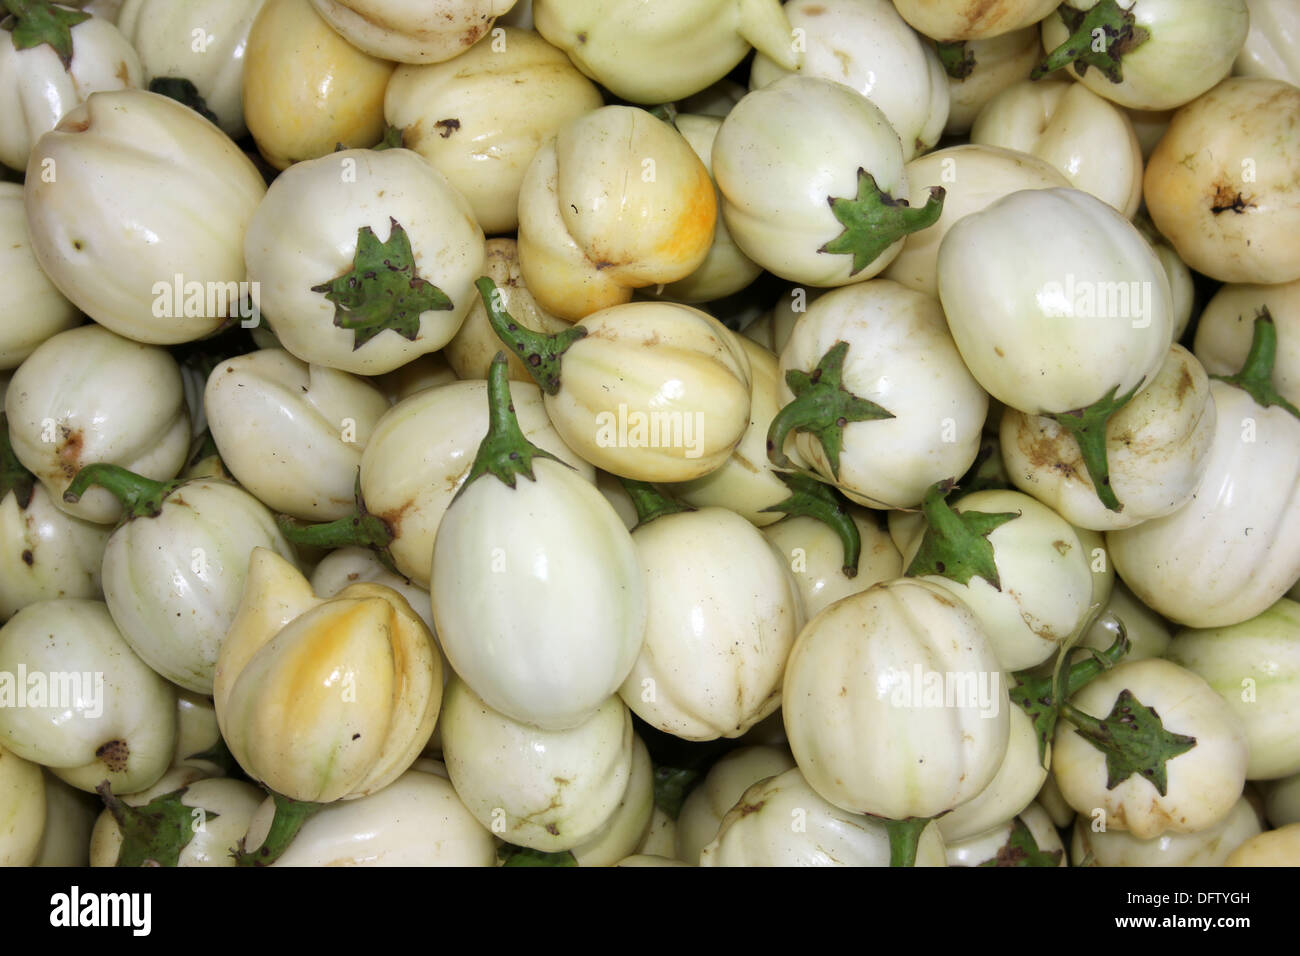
[[1030, 0, 1152, 83], [232, 792, 324, 867], [276, 472, 397, 572], [618, 477, 693, 528], [64, 463, 178, 518], [0, 413, 36, 509], [1211, 309, 1300, 418], [880, 817, 931, 867], [765, 341, 894, 477], [1046, 380, 1143, 513], [454, 352, 567, 502], [760, 471, 861, 577], [935, 40, 975, 79], [475, 277, 587, 396]]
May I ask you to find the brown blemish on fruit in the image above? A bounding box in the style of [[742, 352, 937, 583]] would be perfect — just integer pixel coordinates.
[[994, 346, 1005, 357], [738, 801, 766, 816], [1175, 364, 1195, 402], [21, 550, 34, 566], [96, 739, 129, 773], [1209, 182, 1256, 214], [434, 119, 461, 139], [1019, 427, 1078, 481], [57, 428, 84, 478], [1052, 540, 1070, 555], [116, 61, 131, 86]]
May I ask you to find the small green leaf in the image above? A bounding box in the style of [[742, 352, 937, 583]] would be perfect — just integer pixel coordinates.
[[766, 340, 895, 478], [498, 844, 578, 867], [311, 218, 453, 350], [1046, 380, 1144, 513], [1064, 689, 1196, 796], [935, 40, 975, 79], [818, 168, 944, 276], [147, 77, 218, 125], [3, 0, 91, 70], [1210, 309, 1300, 420], [0, 413, 36, 509], [976, 818, 1063, 867], [1031, 0, 1152, 83], [904, 481, 1019, 591], [619, 478, 694, 529], [96, 781, 217, 868], [652, 766, 701, 820], [760, 470, 861, 578]]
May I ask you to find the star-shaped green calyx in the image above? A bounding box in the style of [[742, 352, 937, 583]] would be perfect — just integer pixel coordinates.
[[1047, 379, 1144, 513], [760, 470, 862, 578], [977, 818, 1064, 867], [904, 481, 1020, 591], [1061, 688, 1196, 796], [97, 781, 218, 868], [818, 168, 944, 276], [498, 844, 578, 867], [1031, 0, 1152, 83], [765, 341, 894, 478], [311, 217, 452, 350], [2, 0, 91, 70]]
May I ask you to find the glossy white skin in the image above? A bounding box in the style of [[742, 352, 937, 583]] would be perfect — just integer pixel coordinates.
[[361, 379, 593, 587], [309, 0, 515, 63], [783, 578, 1010, 819], [571, 736, 654, 866], [90, 774, 263, 867], [0, 183, 79, 369], [750, 0, 948, 160], [247, 766, 497, 866], [433, 458, 646, 730], [244, 148, 484, 375], [939, 703, 1048, 844], [5, 325, 189, 525], [699, 767, 947, 866], [938, 187, 1171, 415], [1194, 279, 1300, 409], [619, 508, 804, 740], [1264, 772, 1300, 826], [1107, 381, 1300, 629], [636, 806, 677, 859], [117, 0, 267, 138], [945, 803, 1065, 866], [546, 303, 753, 482], [668, 337, 787, 524], [0, 9, 141, 172], [0, 599, 176, 795], [1040, 0, 1249, 111], [373, 351, 458, 403], [1144, 79, 1300, 286], [646, 114, 764, 304], [100, 479, 298, 694], [0, 742, 45, 866], [892, 0, 1059, 41], [385, 28, 602, 236], [172, 691, 226, 776], [1072, 795, 1263, 866], [675, 745, 795, 864], [1000, 345, 1218, 532], [1052, 659, 1248, 839], [779, 281, 987, 509], [1079, 581, 1171, 663], [763, 510, 903, 620], [0, 483, 110, 620], [714, 77, 912, 286], [943, 26, 1042, 135], [1235, 0, 1300, 85], [311, 547, 435, 636], [971, 80, 1142, 217], [24, 90, 266, 344], [204, 349, 391, 522], [1224, 823, 1300, 865], [882, 144, 1068, 298], [1166, 599, 1300, 780], [32, 772, 98, 866], [899, 490, 1100, 671], [1134, 215, 1195, 343], [440, 679, 634, 851], [533, 0, 799, 104]]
